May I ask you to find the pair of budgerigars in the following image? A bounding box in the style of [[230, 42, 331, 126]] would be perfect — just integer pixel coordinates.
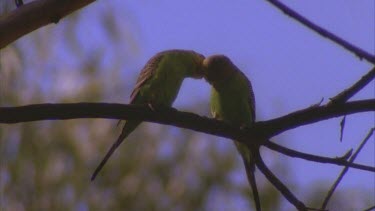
[[91, 49, 261, 210]]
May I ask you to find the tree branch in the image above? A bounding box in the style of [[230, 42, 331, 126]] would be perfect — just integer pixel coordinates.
[[257, 99, 374, 138], [320, 128, 375, 209], [328, 67, 375, 105], [253, 150, 308, 211], [15, 0, 24, 8], [265, 0, 375, 64], [1, 101, 371, 210], [0, 100, 374, 139], [0, 103, 248, 140], [0, 0, 96, 49], [363, 205, 375, 211], [0, 100, 374, 143], [264, 141, 375, 172]]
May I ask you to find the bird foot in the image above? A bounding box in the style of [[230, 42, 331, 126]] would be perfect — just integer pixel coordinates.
[[147, 103, 171, 112], [147, 103, 156, 111]]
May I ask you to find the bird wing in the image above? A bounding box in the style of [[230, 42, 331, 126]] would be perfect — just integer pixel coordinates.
[[237, 68, 256, 122], [129, 52, 164, 103]]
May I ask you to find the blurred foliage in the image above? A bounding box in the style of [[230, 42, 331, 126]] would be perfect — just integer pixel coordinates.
[[0, 1, 373, 211]]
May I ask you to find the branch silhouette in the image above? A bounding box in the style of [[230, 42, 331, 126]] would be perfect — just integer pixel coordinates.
[[264, 141, 375, 173], [0, 0, 95, 49], [321, 128, 375, 209], [257, 99, 374, 138], [266, 0, 375, 64], [254, 149, 308, 211], [1, 100, 373, 210], [0, 100, 373, 142], [363, 205, 375, 211], [328, 67, 375, 105]]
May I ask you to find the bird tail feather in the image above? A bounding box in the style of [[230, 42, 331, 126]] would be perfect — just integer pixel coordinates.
[[91, 121, 140, 181], [242, 154, 262, 211]]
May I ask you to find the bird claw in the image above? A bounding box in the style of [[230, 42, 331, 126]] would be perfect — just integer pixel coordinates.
[[147, 103, 156, 111], [147, 103, 171, 112], [239, 124, 247, 130]]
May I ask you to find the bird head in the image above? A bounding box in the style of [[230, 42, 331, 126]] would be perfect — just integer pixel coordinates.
[[189, 51, 206, 79], [203, 55, 237, 86]]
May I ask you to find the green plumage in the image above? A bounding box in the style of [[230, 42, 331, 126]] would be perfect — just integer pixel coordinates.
[[203, 55, 260, 210], [91, 49, 205, 180]]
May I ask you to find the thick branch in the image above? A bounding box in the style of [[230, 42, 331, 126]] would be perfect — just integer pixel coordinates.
[[266, 0, 375, 64], [0, 100, 374, 143], [329, 67, 375, 105], [0, 103, 249, 141], [264, 141, 375, 172], [0, 0, 95, 49], [258, 99, 374, 138]]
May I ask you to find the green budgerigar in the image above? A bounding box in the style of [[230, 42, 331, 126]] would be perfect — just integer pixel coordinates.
[[203, 55, 261, 210], [91, 49, 205, 180]]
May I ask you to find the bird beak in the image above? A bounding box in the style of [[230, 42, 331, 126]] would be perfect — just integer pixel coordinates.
[[191, 54, 205, 79], [202, 58, 212, 82]]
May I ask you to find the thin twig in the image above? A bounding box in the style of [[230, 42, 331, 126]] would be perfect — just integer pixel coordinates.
[[339, 116, 346, 142], [320, 128, 375, 209], [15, 0, 24, 7], [266, 0, 375, 64], [363, 205, 375, 211], [329, 67, 375, 105], [264, 141, 375, 173], [253, 149, 307, 211]]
